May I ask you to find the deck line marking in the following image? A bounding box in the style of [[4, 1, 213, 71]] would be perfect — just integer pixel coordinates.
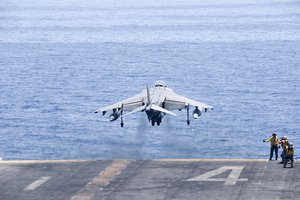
[[24, 176, 51, 191], [0, 159, 268, 165], [187, 166, 248, 185], [224, 166, 247, 185], [155, 159, 267, 162], [0, 160, 90, 164], [71, 160, 131, 200]]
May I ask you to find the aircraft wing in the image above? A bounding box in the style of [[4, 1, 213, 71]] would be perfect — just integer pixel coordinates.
[[164, 91, 214, 111], [95, 90, 148, 113]]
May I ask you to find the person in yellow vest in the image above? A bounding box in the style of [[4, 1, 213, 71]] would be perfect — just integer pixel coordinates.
[[279, 136, 288, 164], [263, 132, 280, 160], [284, 142, 294, 168]]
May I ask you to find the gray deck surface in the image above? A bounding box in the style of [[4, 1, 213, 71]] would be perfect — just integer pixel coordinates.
[[0, 159, 298, 200]]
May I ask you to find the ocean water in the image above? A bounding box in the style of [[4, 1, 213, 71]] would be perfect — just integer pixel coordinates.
[[0, 0, 299, 160]]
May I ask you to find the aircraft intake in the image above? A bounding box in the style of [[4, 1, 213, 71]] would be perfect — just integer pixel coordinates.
[[109, 111, 120, 122], [192, 107, 201, 119]]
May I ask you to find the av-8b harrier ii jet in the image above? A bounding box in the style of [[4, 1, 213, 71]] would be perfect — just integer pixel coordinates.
[[95, 81, 213, 127]]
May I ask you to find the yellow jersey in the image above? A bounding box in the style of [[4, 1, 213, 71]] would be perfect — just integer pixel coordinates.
[[286, 146, 294, 156], [266, 136, 279, 146]]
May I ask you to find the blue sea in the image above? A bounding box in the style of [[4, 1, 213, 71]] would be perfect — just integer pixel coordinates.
[[0, 0, 299, 160]]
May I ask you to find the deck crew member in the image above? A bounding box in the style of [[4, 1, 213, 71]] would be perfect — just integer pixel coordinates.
[[263, 132, 280, 160], [279, 136, 288, 164], [284, 142, 294, 168]]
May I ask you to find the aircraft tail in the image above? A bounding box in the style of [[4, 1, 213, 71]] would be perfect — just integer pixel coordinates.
[[122, 105, 147, 117], [150, 104, 176, 116]]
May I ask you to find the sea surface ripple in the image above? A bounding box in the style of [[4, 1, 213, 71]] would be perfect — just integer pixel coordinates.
[[0, 0, 299, 159]]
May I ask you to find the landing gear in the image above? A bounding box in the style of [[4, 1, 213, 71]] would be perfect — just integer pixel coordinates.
[[150, 115, 162, 126], [157, 117, 161, 126], [151, 120, 155, 126], [120, 104, 124, 127], [186, 104, 190, 125]]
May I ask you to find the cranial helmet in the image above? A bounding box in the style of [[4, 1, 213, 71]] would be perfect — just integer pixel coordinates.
[[281, 136, 287, 140], [288, 142, 294, 147]]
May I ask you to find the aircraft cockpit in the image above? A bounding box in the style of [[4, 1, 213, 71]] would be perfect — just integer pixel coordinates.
[[154, 80, 167, 88]]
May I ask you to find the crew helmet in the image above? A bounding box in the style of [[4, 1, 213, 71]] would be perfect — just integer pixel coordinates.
[[288, 142, 294, 147], [281, 136, 287, 140]]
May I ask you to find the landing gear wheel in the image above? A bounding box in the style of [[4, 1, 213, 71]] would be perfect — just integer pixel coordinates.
[[151, 120, 155, 126], [186, 104, 190, 126], [121, 122, 124, 127], [157, 121, 160, 126]]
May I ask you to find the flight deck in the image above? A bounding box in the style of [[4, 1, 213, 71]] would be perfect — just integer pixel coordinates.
[[0, 159, 298, 200]]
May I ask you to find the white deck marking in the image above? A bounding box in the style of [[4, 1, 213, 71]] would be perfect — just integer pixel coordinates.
[[0, 160, 90, 164], [24, 176, 51, 191], [187, 166, 248, 185], [155, 158, 267, 162], [71, 160, 131, 200]]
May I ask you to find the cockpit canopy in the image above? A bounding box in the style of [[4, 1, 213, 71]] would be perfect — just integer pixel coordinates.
[[155, 80, 167, 88]]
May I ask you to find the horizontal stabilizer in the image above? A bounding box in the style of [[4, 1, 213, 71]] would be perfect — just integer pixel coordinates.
[[122, 105, 147, 117], [150, 104, 177, 116]]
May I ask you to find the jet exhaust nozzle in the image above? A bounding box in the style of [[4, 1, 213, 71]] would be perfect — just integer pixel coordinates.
[[109, 111, 120, 122], [192, 107, 201, 119]]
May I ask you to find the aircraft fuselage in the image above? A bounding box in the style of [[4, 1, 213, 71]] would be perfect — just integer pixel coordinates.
[[144, 86, 170, 126]]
